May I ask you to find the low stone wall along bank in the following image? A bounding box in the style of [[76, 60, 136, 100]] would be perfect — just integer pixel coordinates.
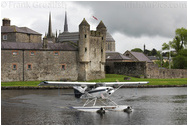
[[114, 62, 187, 78]]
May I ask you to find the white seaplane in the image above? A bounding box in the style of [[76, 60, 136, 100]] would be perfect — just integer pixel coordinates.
[[39, 81, 148, 113]]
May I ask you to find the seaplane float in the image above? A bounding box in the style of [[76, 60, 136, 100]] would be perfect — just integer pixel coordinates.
[[39, 81, 149, 114]]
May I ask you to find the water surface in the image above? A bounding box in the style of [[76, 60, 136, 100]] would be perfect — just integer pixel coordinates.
[[1, 87, 187, 125]]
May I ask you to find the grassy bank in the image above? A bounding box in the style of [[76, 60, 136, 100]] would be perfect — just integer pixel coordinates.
[[1, 74, 187, 87], [89, 74, 187, 86]]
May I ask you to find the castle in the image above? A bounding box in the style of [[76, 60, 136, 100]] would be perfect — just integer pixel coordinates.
[[1, 12, 116, 82]]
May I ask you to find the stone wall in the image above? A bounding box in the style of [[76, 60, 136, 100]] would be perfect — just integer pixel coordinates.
[[1, 33, 41, 43], [16, 33, 41, 43], [1, 50, 78, 82], [114, 62, 146, 78], [1, 50, 24, 81], [146, 63, 187, 78], [106, 41, 115, 52], [114, 62, 187, 78], [1, 33, 16, 42]]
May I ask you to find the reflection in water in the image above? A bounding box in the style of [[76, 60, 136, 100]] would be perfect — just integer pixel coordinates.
[[1, 88, 187, 125]]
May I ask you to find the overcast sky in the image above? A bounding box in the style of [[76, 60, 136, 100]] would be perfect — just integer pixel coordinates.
[[1, 1, 187, 53]]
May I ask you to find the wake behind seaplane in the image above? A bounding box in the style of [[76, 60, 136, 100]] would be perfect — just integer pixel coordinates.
[[39, 81, 149, 113]]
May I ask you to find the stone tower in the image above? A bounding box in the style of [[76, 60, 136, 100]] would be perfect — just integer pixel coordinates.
[[97, 21, 106, 64], [78, 18, 106, 81], [78, 18, 90, 81]]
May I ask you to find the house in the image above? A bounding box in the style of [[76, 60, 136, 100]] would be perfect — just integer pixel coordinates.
[[1, 18, 42, 43], [123, 50, 153, 63], [105, 51, 132, 73]]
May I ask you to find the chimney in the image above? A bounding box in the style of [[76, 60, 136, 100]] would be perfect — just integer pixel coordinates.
[[2, 18, 10, 26]]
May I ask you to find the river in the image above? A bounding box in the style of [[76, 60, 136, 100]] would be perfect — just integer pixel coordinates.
[[1, 87, 187, 125]]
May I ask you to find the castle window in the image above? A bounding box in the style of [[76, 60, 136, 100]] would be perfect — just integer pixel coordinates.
[[30, 51, 35, 56], [61, 64, 66, 70], [12, 50, 18, 56], [27, 64, 32, 70], [3, 34, 7, 40], [102, 37, 103, 40], [85, 47, 87, 52], [12, 64, 17, 70], [54, 51, 59, 56], [85, 34, 87, 38]]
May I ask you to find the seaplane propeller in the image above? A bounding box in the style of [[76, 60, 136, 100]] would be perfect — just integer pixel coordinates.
[[39, 81, 149, 113]]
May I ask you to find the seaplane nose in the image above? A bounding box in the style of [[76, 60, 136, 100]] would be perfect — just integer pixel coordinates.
[[107, 88, 115, 95]]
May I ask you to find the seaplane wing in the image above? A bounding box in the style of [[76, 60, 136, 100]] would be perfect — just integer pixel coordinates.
[[39, 81, 96, 86], [39, 81, 149, 87], [103, 81, 149, 86]]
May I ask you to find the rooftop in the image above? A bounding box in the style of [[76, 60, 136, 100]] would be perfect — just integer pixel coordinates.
[[106, 51, 131, 60], [125, 51, 153, 63], [1, 42, 78, 51], [1, 25, 42, 35], [58, 32, 115, 43]]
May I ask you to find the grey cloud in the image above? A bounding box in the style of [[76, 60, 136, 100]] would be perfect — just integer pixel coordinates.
[[75, 1, 187, 38]]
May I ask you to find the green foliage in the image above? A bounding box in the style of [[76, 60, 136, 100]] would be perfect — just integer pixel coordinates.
[[163, 61, 169, 68], [172, 49, 187, 69], [175, 27, 187, 47], [151, 48, 157, 56], [161, 27, 187, 69], [1, 81, 41, 87], [131, 48, 143, 52], [154, 60, 170, 68], [154, 60, 161, 67], [162, 42, 170, 50], [144, 49, 151, 56]]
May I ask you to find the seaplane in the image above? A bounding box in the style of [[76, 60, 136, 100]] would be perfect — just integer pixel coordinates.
[[39, 81, 149, 114]]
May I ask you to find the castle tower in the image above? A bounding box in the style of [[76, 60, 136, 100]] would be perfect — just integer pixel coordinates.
[[78, 18, 90, 81], [78, 18, 106, 81], [64, 11, 68, 32], [97, 21, 107, 64], [78, 18, 90, 62]]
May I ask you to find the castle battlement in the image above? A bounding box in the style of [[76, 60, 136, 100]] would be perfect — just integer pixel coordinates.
[[90, 30, 101, 37]]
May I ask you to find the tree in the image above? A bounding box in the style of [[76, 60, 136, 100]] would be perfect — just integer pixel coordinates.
[[144, 49, 151, 56], [131, 48, 143, 52], [172, 49, 187, 69], [162, 42, 170, 50], [175, 27, 187, 49], [151, 48, 157, 56], [161, 28, 187, 69], [162, 27, 187, 54]]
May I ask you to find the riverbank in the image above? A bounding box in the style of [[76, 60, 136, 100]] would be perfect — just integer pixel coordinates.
[[1, 74, 187, 88]]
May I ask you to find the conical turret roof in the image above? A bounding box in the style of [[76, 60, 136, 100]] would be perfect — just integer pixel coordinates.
[[97, 21, 106, 29], [79, 18, 90, 26]]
